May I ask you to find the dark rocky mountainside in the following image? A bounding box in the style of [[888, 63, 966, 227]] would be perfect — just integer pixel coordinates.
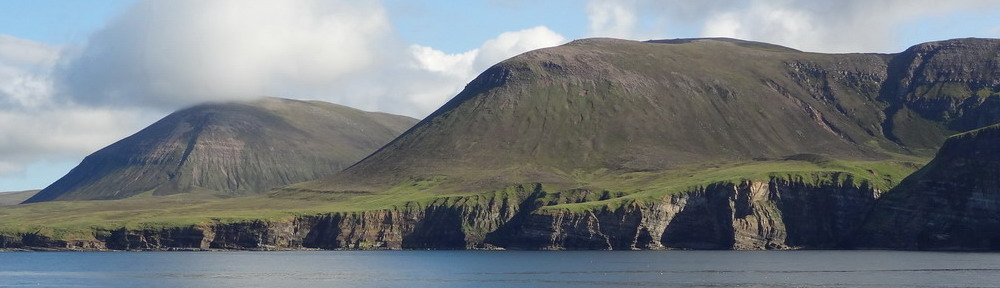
[[881, 39, 1000, 151], [856, 123, 1000, 250], [24, 98, 416, 203]]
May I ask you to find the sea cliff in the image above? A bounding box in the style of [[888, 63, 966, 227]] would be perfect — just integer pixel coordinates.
[[1, 176, 882, 251]]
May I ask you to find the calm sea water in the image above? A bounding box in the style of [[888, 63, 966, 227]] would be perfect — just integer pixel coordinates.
[[1, 250, 999, 287]]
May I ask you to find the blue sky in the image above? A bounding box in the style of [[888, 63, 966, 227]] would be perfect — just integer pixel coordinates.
[[1, 0, 591, 55], [0, 0, 134, 44], [1, 0, 999, 192]]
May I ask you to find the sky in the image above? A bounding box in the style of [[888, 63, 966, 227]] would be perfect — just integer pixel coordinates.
[[1, 0, 999, 192]]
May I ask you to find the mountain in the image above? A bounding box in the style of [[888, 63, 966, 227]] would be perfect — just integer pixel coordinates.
[[0, 190, 39, 206], [856, 123, 1000, 250], [23, 98, 416, 203], [300, 37, 1000, 192]]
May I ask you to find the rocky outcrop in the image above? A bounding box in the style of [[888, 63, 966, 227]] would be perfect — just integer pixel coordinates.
[[879, 38, 1000, 150], [499, 175, 880, 250], [0, 177, 883, 251], [855, 124, 1000, 250]]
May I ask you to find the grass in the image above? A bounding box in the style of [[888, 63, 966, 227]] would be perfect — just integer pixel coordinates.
[[949, 122, 1000, 139], [0, 156, 927, 242], [538, 156, 924, 213]]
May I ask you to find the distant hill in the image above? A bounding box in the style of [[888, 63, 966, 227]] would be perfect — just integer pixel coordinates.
[[24, 98, 417, 203], [0, 190, 39, 206], [299, 37, 1000, 193], [857, 123, 1000, 250]]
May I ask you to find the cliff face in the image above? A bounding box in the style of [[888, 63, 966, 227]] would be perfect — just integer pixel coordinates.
[[880, 38, 1000, 151], [498, 176, 880, 250], [0, 177, 882, 250], [856, 124, 1000, 250]]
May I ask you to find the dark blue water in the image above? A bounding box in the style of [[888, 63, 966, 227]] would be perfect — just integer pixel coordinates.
[[1, 250, 999, 287]]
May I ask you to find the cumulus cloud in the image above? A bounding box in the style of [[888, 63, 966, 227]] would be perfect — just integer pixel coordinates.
[[700, 0, 1000, 52], [0, 35, 60, 108], [0, 35, 59, 69], [409, 46, 478, 80], [474, 26, 567, 69], [701, 2, 824, 50], [587, 0, 1000, 52], [351, 26, 566, 117], [0, 34, 151, 177], [586, 0, 638, 39], [0, 107, 149, 175], [57, 0, 393, 109], [56, 0, 566, 118]]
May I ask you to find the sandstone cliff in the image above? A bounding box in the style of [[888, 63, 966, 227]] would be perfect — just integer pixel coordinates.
[[1, 176, 881, 250]]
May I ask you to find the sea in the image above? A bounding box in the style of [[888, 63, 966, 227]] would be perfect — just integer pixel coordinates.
[[1, 250, 999, 287]]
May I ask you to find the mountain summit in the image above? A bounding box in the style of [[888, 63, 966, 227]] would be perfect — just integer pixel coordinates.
[[24, 98, 416, 203]]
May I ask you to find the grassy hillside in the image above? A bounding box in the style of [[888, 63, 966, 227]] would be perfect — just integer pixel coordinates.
[[305, 38, 1000, 194]]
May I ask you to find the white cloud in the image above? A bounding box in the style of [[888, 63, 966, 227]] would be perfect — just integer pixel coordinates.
[[352, 26, 566, 117], [0, 35, 60, 108], [0, 107, 150, 175], [0, 35, 60, 70], [0, 34, 151, 177], [57, 0, 393, 108], [586, 0, 638, 39], [0, 65, 53, 108], [409, 45, 478, 79], [410, 26, 566, 114], [474, 26, 567, 69], [701, 2, 823, 50], [588, 0, 1000, 52]]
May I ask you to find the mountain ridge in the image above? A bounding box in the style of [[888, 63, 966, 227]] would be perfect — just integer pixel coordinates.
[[304, 37, 1000, 193]]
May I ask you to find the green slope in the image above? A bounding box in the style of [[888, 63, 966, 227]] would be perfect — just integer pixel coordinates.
[[301, 37, 1000, 194]]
